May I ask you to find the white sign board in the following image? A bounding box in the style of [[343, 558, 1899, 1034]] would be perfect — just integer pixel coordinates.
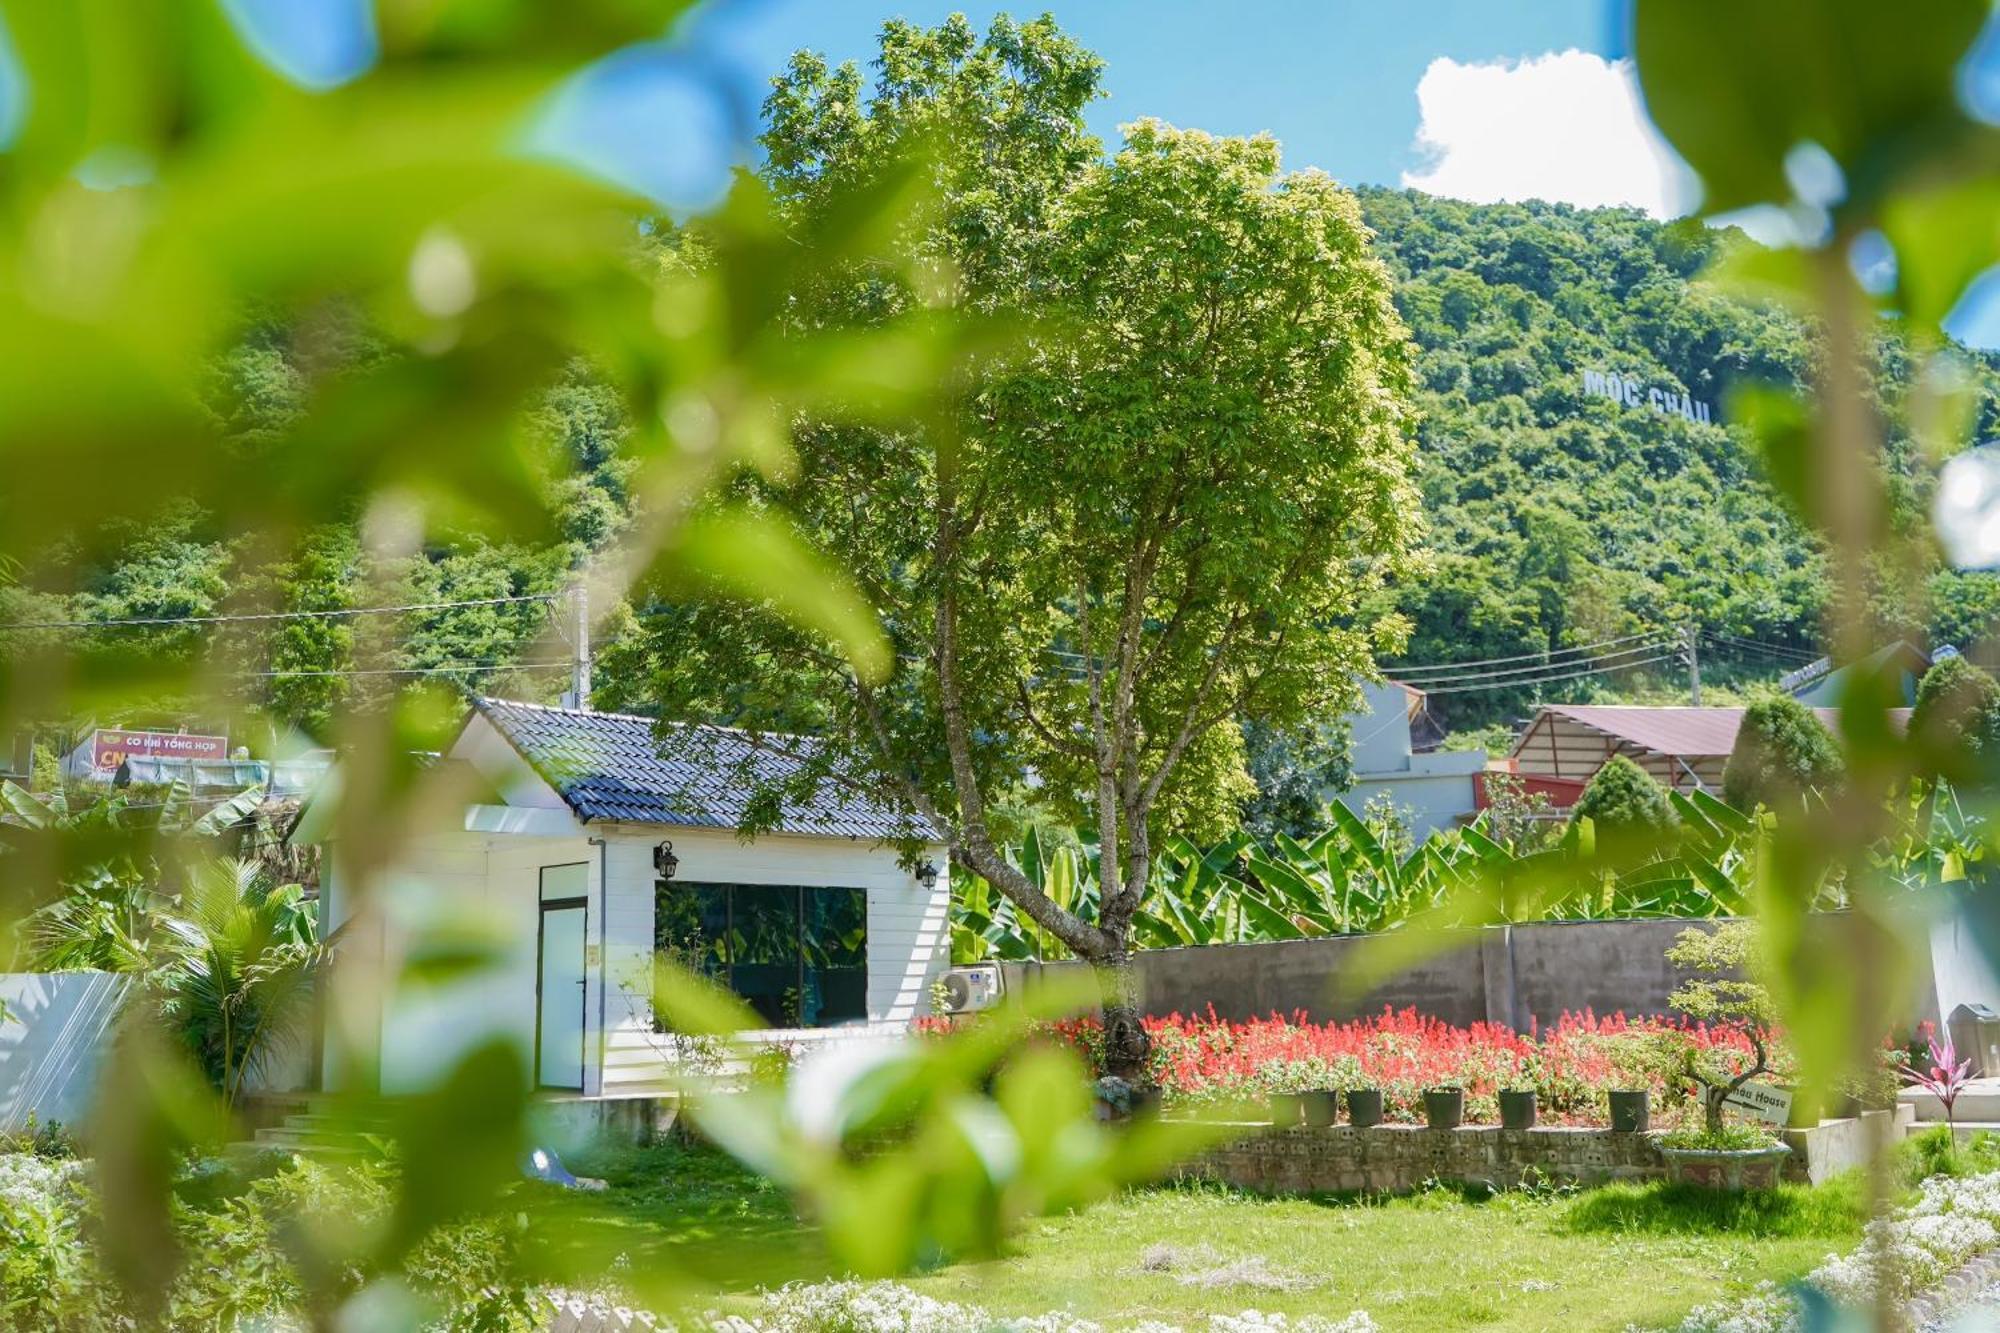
[[1721, 1080, 1793, 1126], [1581, 367, 1713, 425]]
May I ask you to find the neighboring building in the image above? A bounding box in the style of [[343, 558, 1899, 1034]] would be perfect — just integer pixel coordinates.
[[1332, 681, 1485, 841], [1508, 703, 1909, 805], [1782, 641, 1938, 707], [301, 697, 950, 1100]]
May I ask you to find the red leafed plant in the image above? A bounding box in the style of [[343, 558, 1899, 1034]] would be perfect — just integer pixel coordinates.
[[1901, 1031, 1974, 1130], [1009, 1005, 1777, 1128]]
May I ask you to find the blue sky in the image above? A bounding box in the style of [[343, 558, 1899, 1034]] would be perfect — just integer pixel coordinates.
[[674, 0, 1621, 187], [17, 0, 2000, 347]]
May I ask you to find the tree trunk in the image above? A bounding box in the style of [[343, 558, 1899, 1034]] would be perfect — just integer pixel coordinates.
[[1096, 950, 1151, 1082]]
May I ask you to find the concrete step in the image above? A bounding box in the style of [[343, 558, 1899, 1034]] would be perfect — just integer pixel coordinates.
[[1902, 1083, 2000, 1123]]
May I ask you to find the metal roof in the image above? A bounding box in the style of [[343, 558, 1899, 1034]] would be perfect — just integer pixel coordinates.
[[1520, 704, 1906, 760], [471, 697, 927, 842]]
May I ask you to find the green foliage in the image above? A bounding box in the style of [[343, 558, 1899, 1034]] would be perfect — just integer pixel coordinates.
[[1909, 654, 2000, 779], [1665, 922, 1780, 1133], [1571, 756, 1677, 840], [624, 18, 1423, 1018], [1721, 695, 1844, 811], [1655, 1123, 1783, 1152]]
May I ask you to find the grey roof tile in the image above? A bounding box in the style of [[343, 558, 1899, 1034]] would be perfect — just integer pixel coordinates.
[[473, 697, 926, 841]]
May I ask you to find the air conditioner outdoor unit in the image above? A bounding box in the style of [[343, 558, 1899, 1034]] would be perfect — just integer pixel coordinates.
[[936, 964, 1003, 1015]]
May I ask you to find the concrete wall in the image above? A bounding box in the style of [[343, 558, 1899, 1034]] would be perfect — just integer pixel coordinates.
[[1005, 919, 1729, 1030], [1182, 1111, 1895, 1195], [0, 972, 131, 1133]]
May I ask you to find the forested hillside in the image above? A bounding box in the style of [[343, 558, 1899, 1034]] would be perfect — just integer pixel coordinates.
[[1356, 188, 2000, 729], [12, 187, 2000, 751]]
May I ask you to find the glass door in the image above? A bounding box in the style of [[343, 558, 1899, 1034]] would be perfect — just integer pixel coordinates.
[[536, 864, 588, 1090]]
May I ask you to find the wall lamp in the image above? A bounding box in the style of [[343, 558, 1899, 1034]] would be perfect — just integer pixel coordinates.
[[915, 858, 940, 890], [653, 840, 679, 880]]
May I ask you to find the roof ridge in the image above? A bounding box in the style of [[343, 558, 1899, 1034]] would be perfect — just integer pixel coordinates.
[[476, 696, 815, 746]]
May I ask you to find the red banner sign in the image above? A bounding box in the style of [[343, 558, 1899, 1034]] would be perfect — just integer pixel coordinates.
[[90, 729, 229, 772]]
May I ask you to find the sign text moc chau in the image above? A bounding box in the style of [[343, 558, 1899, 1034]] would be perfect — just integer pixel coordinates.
[[1581, 366, 1713, 424]]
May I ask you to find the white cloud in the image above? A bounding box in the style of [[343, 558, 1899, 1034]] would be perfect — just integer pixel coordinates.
[[1401, 49, 1697, 218]]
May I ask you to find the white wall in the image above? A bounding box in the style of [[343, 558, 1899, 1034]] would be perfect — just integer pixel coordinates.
[[1337, 752, 1486, 842], [0, 972, 131, 1133], [599, 823, 950, 1095], [324, 814, 949, 1099]]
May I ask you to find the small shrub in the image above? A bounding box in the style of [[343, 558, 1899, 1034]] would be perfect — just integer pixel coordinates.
[[1570, 755, 1676, 840], [1910, 655, 2000, 779], [1722, 695, 1843, 812]]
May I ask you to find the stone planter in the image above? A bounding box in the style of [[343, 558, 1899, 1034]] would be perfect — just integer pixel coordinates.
[[1301, 1090, 1340, 1128], [1424, 1088, 1465, 1130], [1659, 1143, 1791, 1189], [1499, 1089, 1538, 1131], [1346, 1088, 1383, 1128], [1270, 1093, 1304, 1127], [1609, 1089, 1651, 1133]]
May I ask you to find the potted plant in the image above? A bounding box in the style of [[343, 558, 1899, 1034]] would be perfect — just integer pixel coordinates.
[[1301, 1089, 1341, 1128], [1499, 1088, 1538, 1131], [1346, 1088, 1383, 1128], [1423, 1087, 1464, 1130], [1652, 924, 1792, 1188], [1269, 1092, 1304, 1127], [1608, 1089, 1650, 1133]]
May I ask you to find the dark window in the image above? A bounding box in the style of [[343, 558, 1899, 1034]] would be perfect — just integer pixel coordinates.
[[654, 882, 868, 1029]]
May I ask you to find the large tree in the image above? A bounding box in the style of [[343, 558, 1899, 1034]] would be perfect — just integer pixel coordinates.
[[606, 18, 1421, 1075]]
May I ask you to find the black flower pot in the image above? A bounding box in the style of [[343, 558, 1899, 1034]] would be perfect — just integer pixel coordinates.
[[1302, 1090, 1340, 1128], [1608, 1089, 1651, 1133], [1424, 1088, 1465, 1130], [1346, 1088, 1384, 1128], [1269, 1093, 1303, 1127], [1499, 1088, 1538, 1131]]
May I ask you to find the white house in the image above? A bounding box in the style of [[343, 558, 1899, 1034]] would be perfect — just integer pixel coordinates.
[[1332, 681, 1485, 840], [308, 698, 950, 1102]]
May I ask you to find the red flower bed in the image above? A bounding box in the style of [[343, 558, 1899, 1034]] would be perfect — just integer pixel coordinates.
[[1025, 1006, 1779, 1127]]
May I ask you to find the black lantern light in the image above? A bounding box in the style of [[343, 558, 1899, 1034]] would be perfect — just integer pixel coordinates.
[[915, 858, 940, 890], [653, 840, 679, 880]]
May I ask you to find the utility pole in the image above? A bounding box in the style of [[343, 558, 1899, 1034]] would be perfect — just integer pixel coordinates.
[[570, 579, 591, 711], [1685, 623, 1701, 706]]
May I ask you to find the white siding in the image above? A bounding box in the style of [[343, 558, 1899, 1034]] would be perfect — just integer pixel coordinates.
[[596, 824, 949, 1094], [327, 711, 950, 1100]]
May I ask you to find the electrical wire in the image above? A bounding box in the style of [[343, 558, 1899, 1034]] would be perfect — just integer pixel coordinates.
[[0, 592, 561, 633], [242, 660, 569, 679], [1385, 638, 1681, 688], [1703, 631, 1820, 663], [1381, 628, 1676, 678], [1414, 650, 1683, 695]]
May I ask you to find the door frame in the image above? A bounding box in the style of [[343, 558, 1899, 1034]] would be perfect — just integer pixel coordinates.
[[533, 893, 589, 1091]]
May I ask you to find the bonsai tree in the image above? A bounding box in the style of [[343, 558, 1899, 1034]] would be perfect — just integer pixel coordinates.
[[1664, 921, 1780, 1137], [1909, 655, 2000, 782], [1721, 694, 1843, 812], [1570, 755, 1677, 865]]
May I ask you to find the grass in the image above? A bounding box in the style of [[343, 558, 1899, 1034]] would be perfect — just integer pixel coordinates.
[[564, 1137, 1893, 1332]]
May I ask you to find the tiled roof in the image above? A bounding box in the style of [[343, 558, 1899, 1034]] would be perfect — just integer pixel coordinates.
[[1526, 704, 1908, 760], [471, 698, 927, 841]]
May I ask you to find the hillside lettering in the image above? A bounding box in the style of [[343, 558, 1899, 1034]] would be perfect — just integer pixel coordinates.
[[1582, 366, 1712, 424]]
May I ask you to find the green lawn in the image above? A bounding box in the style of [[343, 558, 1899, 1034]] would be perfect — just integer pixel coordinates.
[[560, 1139, 1875, 1331]]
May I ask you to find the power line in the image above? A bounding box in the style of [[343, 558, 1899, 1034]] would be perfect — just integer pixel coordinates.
[[1703, 631, 1820, 663], [1383, 629, 1673, 679], [243, 660, 569, 679], [0, 592, 561, 633], [1389, 638, 1680, 689], [1415, 650, 1683, 696]]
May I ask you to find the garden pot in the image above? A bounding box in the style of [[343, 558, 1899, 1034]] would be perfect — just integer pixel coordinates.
[[1269, 1093, 1304, 1127], [1423, 1088, 1465, 1130], [1130, 1086, 1163, 1119], [1499, 1088, 1538, 1131], [1659, 1143, 1792, 1190], [1345, 1088, 1384, 1128], [1301, 1090, 1340, 1128], [1608, 1090, 1650, 1133]]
